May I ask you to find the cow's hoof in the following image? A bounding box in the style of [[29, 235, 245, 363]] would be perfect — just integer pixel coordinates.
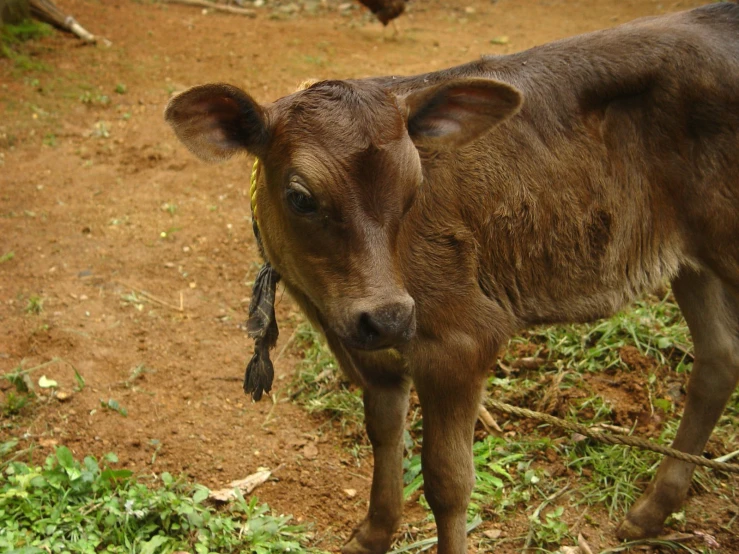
[[616, 517, 648, 541], [341, 520, 392, 554], [341, 536, 381, 554], [616, 511, 663, 541]]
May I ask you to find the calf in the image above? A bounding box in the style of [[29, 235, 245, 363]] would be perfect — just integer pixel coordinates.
[[165, 4, 739, 553]]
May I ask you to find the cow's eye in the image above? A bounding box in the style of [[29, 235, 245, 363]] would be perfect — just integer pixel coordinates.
[[286, 179, 317, 216]]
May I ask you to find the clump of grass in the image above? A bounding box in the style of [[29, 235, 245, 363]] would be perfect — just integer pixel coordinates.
[[1, 358, 84, 417], [0, 443, 316, 553], [0, 19, 52, 44], [291, 323, 365, 436], [0, 19, 52, 70], [566, 440, 660, 518], [507, 294, 691, 374]]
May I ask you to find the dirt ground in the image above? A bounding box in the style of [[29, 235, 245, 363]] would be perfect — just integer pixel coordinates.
[[1, 0, 733, 552]]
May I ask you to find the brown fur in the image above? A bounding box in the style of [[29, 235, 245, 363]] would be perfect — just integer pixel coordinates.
[[165, 4, 739, 553]]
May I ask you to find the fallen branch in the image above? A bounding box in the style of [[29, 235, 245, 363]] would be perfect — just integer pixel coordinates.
[[209, 466, 281, 502], [162, 0, 256, 17], [30, 0, 110, 45]]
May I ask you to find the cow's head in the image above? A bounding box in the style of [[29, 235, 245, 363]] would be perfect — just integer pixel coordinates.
[[165, 78, 521, 351]]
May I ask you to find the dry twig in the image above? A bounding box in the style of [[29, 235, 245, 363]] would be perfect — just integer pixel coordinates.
[[162, 0, 256, 17]]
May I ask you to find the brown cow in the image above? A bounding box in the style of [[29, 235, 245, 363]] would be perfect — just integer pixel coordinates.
[[165, 4, 739, 553]]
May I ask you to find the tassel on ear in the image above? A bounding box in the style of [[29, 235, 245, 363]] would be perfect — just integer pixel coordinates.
[[243, 247, 281, 401]]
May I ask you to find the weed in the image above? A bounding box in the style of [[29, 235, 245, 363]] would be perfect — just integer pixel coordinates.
[[1, 391, 30, 416], [25, 294, 43, 314], [79, 91, 111, 107], [161, 202, 178, 215], [1, 359, 85, 416], [0, 445, 317, 553], [0, 251, 14, 263], [101, 398, 128, 417], [124, 363, 154, 388], [528, 505, 570, 547], [114, 83, 127, 94], [42, 132, 57, 147], [121, 291, 146, 311]]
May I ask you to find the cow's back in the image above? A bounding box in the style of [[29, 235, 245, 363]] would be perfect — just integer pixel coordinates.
[[388, 4, 739, 325]]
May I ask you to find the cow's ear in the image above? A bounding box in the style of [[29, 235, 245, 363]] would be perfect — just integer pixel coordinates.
[[400, 78, 522, 149], [165, 83, 271, 162]]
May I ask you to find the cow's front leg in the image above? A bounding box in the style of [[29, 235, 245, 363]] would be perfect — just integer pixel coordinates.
[[415, 361, 486, 554], [343, 376, 411, 554]]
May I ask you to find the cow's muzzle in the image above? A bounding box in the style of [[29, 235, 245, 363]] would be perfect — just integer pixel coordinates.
[[347, 295, 417, 351]]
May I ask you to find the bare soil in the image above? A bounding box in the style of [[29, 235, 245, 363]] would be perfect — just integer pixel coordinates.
[[1, 1, 735, 552]]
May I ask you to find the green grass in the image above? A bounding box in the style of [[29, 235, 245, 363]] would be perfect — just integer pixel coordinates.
[[507, 293, 692, 374], [291, 323, 365, 438], [1, 359, 84, 417], [0, 442, 318, 554], [0, 19, 52, 71], [25, 294, 43, 315], [289, 291, 736, 553]]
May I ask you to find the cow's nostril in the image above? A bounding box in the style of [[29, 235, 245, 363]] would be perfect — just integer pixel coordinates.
[[358, 311, 381, 343], [353, 298, 416, 349]]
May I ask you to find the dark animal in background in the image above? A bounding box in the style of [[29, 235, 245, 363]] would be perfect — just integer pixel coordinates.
[[358, 0, 406, 26], [165, 4, 739, 554]]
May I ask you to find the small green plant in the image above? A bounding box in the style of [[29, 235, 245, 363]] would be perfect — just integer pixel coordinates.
[[1, 391, 30, 416], [114, 83, 127, 94], [100, 398, 128, 417], [0, 445, 316, 553], [528, 505, 570, 546], [25, 294, 43, 314], [1, 359, 84, 416], [79, 91, 111, 107], [42, 133, 57, 147], [124, 363, 154, 388], [121, 291, 146, 311], [161, 202, 178, 215], [0, 251, 14, 263]]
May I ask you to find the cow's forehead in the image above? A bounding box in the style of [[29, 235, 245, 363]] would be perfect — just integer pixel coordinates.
[[272, 80, 406, 152]]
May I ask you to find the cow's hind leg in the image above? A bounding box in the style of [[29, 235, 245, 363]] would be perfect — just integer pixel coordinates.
[[617, 267, 739, 540], [342, 377, 410, 554]]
